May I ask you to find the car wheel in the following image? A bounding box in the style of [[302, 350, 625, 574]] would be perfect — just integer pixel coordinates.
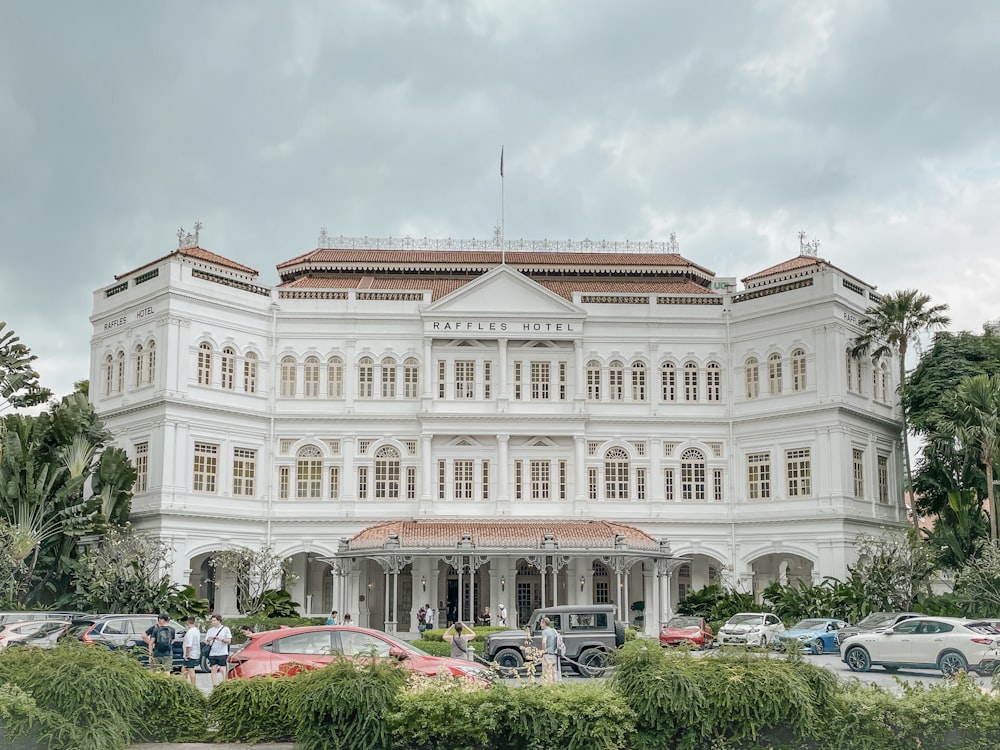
[[493, 648, 524, 676], [812, 639, 825, 656], [845, 646, 871, 672], [577, 648, 610, 678], [939, 651, 968, 677]]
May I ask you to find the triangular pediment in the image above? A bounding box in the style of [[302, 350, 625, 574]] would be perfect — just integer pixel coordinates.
[[423, 265, 584, 317]]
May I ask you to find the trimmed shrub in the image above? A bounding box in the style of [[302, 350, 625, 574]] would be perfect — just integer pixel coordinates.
[[133, 670, 210, 743], [0, 682, 80, 750], [390, 678, 504, 750], [411, 639, 452, 657], [208, 675, 300, 743]]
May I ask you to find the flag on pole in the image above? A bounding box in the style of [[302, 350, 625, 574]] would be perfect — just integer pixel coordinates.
[[500, 146, 504, 178]]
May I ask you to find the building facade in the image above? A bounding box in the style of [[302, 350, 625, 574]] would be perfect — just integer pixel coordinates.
[[90, 232, 905, 633]]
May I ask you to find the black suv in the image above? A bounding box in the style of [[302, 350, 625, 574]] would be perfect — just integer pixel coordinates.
[[61, 614, 193, 670]]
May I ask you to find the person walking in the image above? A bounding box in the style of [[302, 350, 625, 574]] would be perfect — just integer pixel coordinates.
[[205, 614, 232, 686], [181, 616, 200, 685], [443, 621, 476, 661], [497, 604, 507, 626], [143, 614, 175, 672], [424, 604, 435, 630], [540, 616, 560, 683], [326, 610, 338, 625]]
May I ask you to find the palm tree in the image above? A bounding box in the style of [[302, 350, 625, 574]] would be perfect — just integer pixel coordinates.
[[933, 374, 1000, 543], [851, 290, 950, 532]]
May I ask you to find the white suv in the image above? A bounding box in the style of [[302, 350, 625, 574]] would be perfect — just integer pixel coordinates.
[[717, 612, 785, 647]]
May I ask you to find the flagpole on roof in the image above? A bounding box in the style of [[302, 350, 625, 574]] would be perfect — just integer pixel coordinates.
[[500, 145, 505, 265]]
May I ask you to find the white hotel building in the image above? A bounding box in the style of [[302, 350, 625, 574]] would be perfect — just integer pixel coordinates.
[[90, 231, 905, 633]]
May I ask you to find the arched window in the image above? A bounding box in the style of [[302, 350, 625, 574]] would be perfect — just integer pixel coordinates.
[[706, 362, 721, 401], [221, 347, 236, 390], [134, 344, 144, 387], [586, 360, 601, 400], [104, 354, 114, 396], [880, 362, 889, 402], [661, 362, 676, 402], [115, 351, 126, 393], [604, 447, 630, 500], [791, 348, 806, 392], [767, 353, 782, 396], [146, 341, 156, 385], [845, 352, 853, 391], [381, 358, 397, 399], [403, 358, 419, 399], [608, 360, 624, 401], [244, 351, 257, 394], [296, 445, 323, 499], [683, 362, 698, 402], [197, 343, 212, 386], [745, 357, 759, 399], [680, 448, 706, 501], [374, 445, 401, 499], [280, 356, 297, 397], [303, 356, 320, 398], [328, 357, 343, 398], [358, 357, 374, 398], [630, 361, 647, 401]]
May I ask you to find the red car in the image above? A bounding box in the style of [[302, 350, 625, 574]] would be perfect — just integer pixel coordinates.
[[659, 615, 713, 649], [227, 625, 491, 682]]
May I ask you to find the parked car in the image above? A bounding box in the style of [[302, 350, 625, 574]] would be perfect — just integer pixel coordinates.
[[659, 615, 713, 649], [773, 618, 848, 655], [227, 625, 491, 683], [60, 614, 190, 670], [840, 616, 1000, 676], [716, 613, 785, 647], [0, 619, 71, 651], [482, 604, 626, 677], [834, 612, 921, 646], [0, 611, 87, 626], [6, 620, 72, 650]]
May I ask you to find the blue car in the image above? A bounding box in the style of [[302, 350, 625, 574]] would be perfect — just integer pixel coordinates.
[[774, 618, 849, 655]]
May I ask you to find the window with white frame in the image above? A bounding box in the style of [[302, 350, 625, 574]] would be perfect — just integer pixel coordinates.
[[683, 362, 698, 401], [403, 358, 419, 398], [296, 445, 323, 499], [530, 362, 550, 400], [877, 455, 889, 504], [104, 354, 113, 395], [786, 448, 812, 497], [358, 466, 369, 500], [197, 343, 212, 386], [329, 466, 340, 500], [146, 341, 156, 385], [192, 442, 218, 493], [455, 360, 475, 399], [631, 361, 646, 401], [604, 447, 629, 499], [608, 361, 624, 400], [680, 448, 706, 501], [279, 466, 289, 499], [586, 360, 601, 400], [530, 460, 550, 499], [663, 468, 674, 501], [232, 448, 256, 497], [454, 459, 474, 499], [706, 362, 721, 401], [134, 344, 144, 387], [303, 356, 320, 398], [855, 359, 864, 394], [845, 352, 854, 391], [513, 362, 522, 400], [791, 348, 806, 391], [853, 448, 864, 498], [483, 361, 492, 400], [406, 466, 416, 500], [220, 347, 236, 390], [559, 362, 567, 400], [588, 467, 599, 500], [134, 442, 148, 493], [358, 357, 374, 398], [438, 460, 446, 499], [514, 460, 523, 500], [482, 461, 490, 500], [636, 467, 646, 500], [745, 357, 759, 399], [328, 357, 343, 398], [661, 362, 676, 402], [880, 362, 889, 402], [747, 452, 771, 500], [559, 460, 567, 500], [437, 361, 446, 399], [768, 353, 782, 395], [280, 356, 296, 397], [381, 358, 397, 399], [713, 469, 723, 501], [244, 351, 257, 394], [374, 446, 401, 499], [115, 351, 125, 392]]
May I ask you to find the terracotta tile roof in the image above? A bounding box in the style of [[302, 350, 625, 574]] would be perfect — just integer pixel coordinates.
[[116, 246, 259, 281], [349, 519, 660, 552], [277, 275, 713, 301], [741, 255, 825, 283]]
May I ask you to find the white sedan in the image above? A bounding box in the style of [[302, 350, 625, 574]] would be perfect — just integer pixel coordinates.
[[716, 612, 785, 647], [840, 616, 1000, 677], [0, 619, 70, 650]]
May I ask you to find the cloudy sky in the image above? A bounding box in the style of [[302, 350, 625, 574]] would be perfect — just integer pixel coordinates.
[[2, 0, 998, 403]]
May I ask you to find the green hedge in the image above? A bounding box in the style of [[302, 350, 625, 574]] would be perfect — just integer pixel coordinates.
[[208, 675, 299, 742]]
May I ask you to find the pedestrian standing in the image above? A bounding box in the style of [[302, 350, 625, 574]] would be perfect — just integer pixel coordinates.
[[540, 616, 560, 683], [424, 604, 435, 630], [343, 613, 352, 625], [181, 616, 200, 685], [497, 604, 507, 626], [443, 621, 476, 660], [205, 614, 232, 686], [326, 610, 338, 625], [143, 614, 175, 672]]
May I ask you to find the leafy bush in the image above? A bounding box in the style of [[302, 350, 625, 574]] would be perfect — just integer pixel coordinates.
[[208, 675, 299, 742], [0, 682, 79, 750], [412, 638, 452, 657], [390, 678, 503, 750], [133, 670, 210, 743]]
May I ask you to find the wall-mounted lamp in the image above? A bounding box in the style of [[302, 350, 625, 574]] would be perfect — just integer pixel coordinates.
[[420, 575, 426, 592], [580, 576, 586, 591], [500, 575, 506, 592]]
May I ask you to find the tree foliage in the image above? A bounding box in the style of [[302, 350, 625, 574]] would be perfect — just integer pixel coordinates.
[[953, 540, 1000, 617], [0, 321, 52, 412], [211, 546, 298, 616], [846, 533, 935, 612]]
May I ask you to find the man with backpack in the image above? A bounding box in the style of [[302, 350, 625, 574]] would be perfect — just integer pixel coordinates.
[[144, 614, 176, 671]]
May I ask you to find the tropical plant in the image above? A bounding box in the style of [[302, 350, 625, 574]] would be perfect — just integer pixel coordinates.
[[921, 489, 988, 569], [0, 321, 52, 412], [847, 533, 935, 612], [210, 546, 298, 616], [851, 289, 950, 531], [953, 540, 1000, 617], [258, 588, 301, 618]]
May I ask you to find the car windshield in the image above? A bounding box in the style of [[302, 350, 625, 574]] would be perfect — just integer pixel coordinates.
[[666, 617, 701, 628], [856, 613, 900, 628], [791, 619, 828, 630], [727, 614, 763, 625]]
